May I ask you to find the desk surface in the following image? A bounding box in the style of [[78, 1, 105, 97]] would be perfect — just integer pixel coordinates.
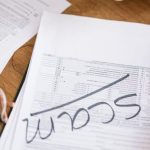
[[0, 0, 150, 133]]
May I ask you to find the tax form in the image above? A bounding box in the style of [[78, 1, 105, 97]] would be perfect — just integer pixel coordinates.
[[3, 12, 150, 150], [0, 0, 70, 73]]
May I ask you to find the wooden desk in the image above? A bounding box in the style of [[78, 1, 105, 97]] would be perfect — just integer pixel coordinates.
[[0, 0, 150, 133]]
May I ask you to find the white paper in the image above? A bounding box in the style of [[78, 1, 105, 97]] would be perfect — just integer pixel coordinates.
[[0, 82, 25, 149], [0, 0, 71, 73], [4, 12, 150, 150]]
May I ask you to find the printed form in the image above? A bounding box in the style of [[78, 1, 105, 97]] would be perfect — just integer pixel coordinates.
[[3, 13, 150, 150], [0, 0, 70, 73]]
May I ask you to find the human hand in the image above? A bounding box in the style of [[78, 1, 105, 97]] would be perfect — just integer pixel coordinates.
[[0, 88, 14, 123]]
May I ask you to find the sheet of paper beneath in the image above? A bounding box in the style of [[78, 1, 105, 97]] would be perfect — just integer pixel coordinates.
[[0, 0, 71, 73], [0, 83, 25, 149], [2, 12, 150, 150]]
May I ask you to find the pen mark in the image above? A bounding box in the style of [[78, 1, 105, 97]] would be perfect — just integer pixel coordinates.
[[88, 102, 115, 124], [58, 112, 74, 131], [39, 117, 55, 140], [23, 73, 142, 144], [58, 108, 90, 131], [72, 108, 90, 130], [23, 117, 55, 143], [23, 118, 39, 144], [31, 74, 129, 116], [114, 94, 141, 119]]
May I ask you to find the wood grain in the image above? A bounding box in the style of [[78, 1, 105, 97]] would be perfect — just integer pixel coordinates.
[[0, 0, 150, 133]]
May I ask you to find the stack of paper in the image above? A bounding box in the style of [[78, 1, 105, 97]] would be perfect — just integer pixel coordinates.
[[1, 12, 150, 150], [0, 0, 70, 146], [0, 0, 71, 73]]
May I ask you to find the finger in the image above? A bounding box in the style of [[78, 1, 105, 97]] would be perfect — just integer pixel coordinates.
[[7, 101, 15, 108], [0, 88, 7, 123]]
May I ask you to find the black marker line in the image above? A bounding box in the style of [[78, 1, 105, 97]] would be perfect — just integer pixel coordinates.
[[30, 74, 129, 116], [72, 108, 90, 130], [58, 108, 90, 131], [23, 118, 39, 144], [88, 102, 115, 124], [114, 93, 141, 119]]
